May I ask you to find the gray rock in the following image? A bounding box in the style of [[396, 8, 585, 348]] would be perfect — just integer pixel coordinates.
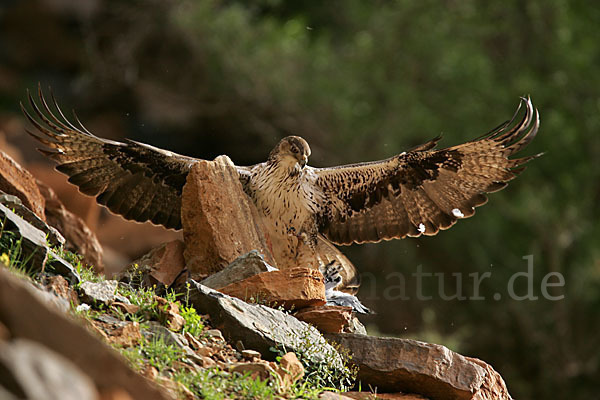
[[200, 250, 277, 290], [0, 339, 98, 400], [0, 191, 65, 247], [324, 333, 512, 400], [188, 280, 344, 366], [0, 203, 79, 284], [79, 280, 118, 304]]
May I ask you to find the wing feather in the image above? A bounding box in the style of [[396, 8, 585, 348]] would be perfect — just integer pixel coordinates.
[[22, 85, 200, 230], [315, 97, 541, 245]]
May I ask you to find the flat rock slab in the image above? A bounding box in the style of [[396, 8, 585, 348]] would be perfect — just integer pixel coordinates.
[[0, 203, 79, 284], [187, 280, 343, 365], [200, 250, 276, 290], [324, 333, 512, 400], [181, 156, 276, 276], [0, 191, 64, 247], [219, 267, 326, 310]]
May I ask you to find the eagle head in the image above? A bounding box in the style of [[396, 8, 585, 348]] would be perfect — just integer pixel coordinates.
[[269, 136, 311, 173]]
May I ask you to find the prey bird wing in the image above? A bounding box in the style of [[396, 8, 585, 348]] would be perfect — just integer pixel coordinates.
[[21, 86, 202, 229], [313, 98, 541, 245]]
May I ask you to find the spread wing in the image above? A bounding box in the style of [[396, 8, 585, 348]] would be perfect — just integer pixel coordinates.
[[21, 86, 199, 230], [313, 97, 541, 245]]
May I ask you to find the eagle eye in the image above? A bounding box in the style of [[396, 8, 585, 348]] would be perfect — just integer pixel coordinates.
[[291, 146, 299, 154]]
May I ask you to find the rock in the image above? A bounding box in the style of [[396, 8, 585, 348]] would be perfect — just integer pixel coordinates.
[[241, 349, 262, 361], [0, 150, 46, 220], [181, 156, 276, 276], [466, 357, 512, 400], [339, 393, 429, 399], [0, 191, 64, 247], [205, 329, 224, 340], [43, 275, 79, 306], [200, 250, 276, 290], [275, 352, 305, 393], [117, 240, 186, 288], [154, 296, 186, 332], [0, 338, 98, 400], [230, 361, 277, 380], [346, 316, 368, 335], [219, 267, 327, 310], [0, 268, 170, 400], [294, 305, 354, 333], [324, 333, 512, 400], [79, 280, 118, 305], [37, 181, 104, 272], [188, 280, 344, 366], [111, 301, 140, 315], [319, 392, 357, 400], [0, 203, 80, 283], [100, 322, 142, 348]]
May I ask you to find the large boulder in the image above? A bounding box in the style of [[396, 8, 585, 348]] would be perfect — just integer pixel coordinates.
[[187, 280, 343, 366], [325, 333, 512, 400], [181, 156, 276, 277]]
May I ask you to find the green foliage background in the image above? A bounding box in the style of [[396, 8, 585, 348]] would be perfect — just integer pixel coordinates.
[[0, 0, 598, 398]]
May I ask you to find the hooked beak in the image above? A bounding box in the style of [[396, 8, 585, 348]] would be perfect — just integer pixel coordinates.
[[299, 155, 308, 168]]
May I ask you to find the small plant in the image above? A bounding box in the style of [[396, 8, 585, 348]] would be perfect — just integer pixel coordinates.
[[271, 328, 358, 392], [140, 334, 185, 371], [180, 304, 204, 337]]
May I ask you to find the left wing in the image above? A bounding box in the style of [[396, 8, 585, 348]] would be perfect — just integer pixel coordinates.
[[313, 98, 540, 245], [22, 86, 199, 229]]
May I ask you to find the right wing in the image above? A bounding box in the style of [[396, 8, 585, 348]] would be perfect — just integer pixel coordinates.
[[22, 86, 200, 230]]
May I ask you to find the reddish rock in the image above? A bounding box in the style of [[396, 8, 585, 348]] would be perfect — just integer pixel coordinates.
[[181, 156, 276, 276], [466, 357, 512, 400], [37, 181, 104, 272], [324, 333, 512, 400], [0, 150, 45, 220], [219, 267, 326, 309], [275, 352, 305, 393], [294, 305, 353, 333], [118, 240, 186, 288], [155, 296, 186, 332], [105, 322, 142, 348], [44, 275, 79, 306]]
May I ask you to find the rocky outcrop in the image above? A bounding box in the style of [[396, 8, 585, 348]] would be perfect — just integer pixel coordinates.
[[181, 156, 276, 276], [219, 267, 327, 310], [187, 280, 343, 365], [324, 333, 512, 400], [0, 150, 46, 220]]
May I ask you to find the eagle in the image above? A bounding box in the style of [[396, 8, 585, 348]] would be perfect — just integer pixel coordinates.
[[22, 87, 540, 294]]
